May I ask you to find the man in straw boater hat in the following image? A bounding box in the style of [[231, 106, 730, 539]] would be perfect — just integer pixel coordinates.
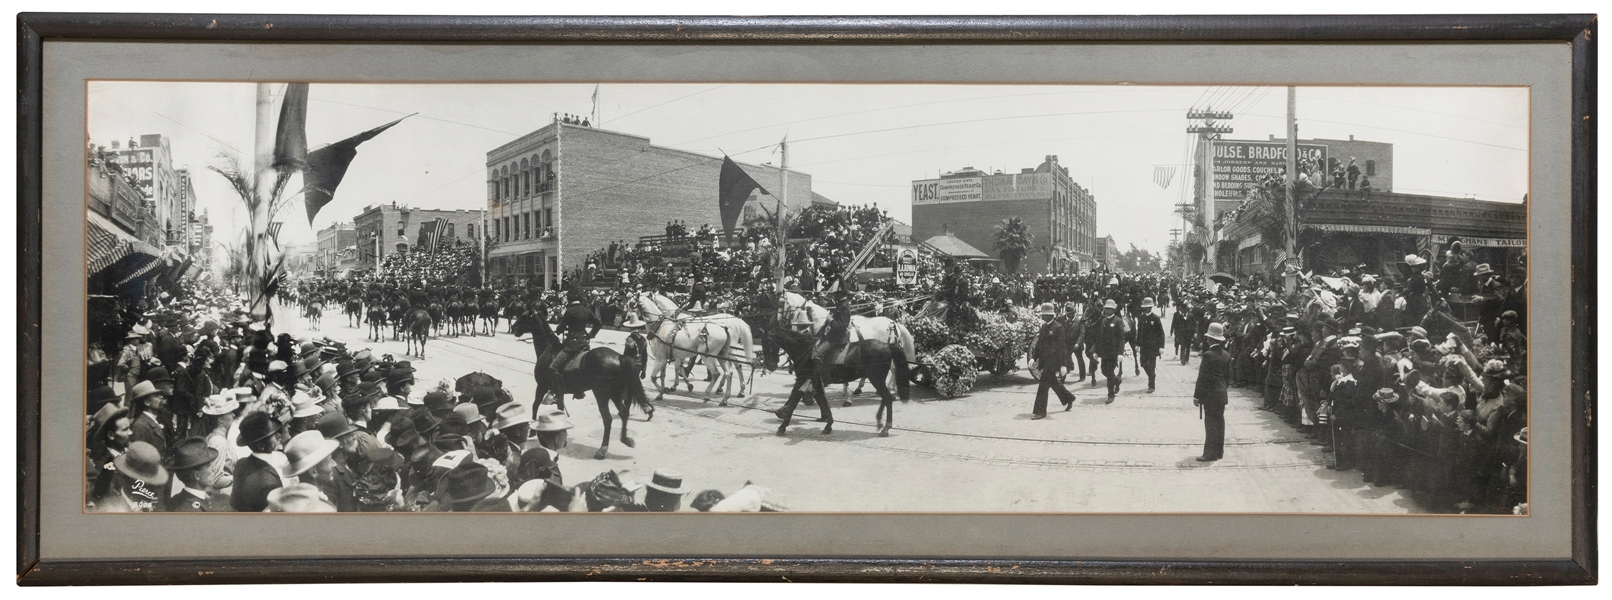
[[621, 315, 649, 380], [642, 468, 691, 512], [1028, 302, 1076, 420], [1192, 322, 1232, 462]]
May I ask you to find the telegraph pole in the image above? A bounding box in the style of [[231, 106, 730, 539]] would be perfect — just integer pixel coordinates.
[[1187, 106, 1233, 281], [773, 137, 789, 294], [1284, 86, 1299, 290]]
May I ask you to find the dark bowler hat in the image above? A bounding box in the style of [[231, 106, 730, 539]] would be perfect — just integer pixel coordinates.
[[316, 411, 360, 439], [422, 391, 454, 414], [145, 366, 174, 384], [162, 437, 219, 471], [236, 411, 281, 446], [444, 461, 498, 509], [336, 360, 361, 379]]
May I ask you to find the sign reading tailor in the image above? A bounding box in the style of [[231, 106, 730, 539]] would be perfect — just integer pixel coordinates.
[[1211, 140, 1327, 201], [894, 248, 919, 286], [911, 176, 983, 205]]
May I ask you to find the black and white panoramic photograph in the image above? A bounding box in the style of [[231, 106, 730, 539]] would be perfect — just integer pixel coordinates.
[[83, 82, 1530, 514]]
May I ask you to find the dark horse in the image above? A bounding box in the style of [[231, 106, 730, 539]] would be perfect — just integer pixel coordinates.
[[511, 312, 653, 459], [403, 307, 432, 358], [366, 304, 389, 342], [479, 298, 501, 336], [345, 296, 364, 328], [768, 327, 910, 437]]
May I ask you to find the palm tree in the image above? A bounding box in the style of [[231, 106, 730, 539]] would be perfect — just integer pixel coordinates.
[[992, 217, 1035, 274]]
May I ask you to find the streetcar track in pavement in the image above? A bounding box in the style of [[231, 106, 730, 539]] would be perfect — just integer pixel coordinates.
[[420, 331, 1318, 456]]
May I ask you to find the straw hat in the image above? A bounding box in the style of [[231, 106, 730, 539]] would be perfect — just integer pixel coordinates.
[[113, 441, 169, 485], [1205, 322, 1226, 342], [283, 431, 338, 477], [200, 393, 239, 416], [265, 482, 336, 512], [1036, 302, 1056, 317], [531, 411, 574, 432]]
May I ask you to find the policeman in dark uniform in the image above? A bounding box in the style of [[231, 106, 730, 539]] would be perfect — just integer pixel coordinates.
[[1135, 297, 1166, 392], [550, 290, 602, 374], [1089, 299, 1131, 404]]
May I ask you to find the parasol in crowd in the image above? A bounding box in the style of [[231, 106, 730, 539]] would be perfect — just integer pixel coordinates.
[[455, 372, 503, 396], [1208, 272, 1237, 286]]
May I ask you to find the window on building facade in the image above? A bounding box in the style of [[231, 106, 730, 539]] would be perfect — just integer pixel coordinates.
[[493, 220, 499, 240], [503, 217, 511, 242], [1366, 160, 1376, 176], [525, 213, 533, 239], [545, 208, 553, 230]]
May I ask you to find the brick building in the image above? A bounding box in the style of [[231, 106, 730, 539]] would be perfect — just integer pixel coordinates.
[[484, 119, 822, 288], [352, 203, 482, 270], [910, 155, 1097, 274]]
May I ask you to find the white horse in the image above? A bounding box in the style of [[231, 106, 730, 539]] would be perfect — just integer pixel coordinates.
[[780, 292, 916, 402], [637, 292, 755, 406]]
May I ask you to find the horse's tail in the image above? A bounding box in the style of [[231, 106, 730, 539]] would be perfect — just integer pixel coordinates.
[[890, 343, 911, 401], [729, 318, 755, 368], [620, 355, 650, 413]]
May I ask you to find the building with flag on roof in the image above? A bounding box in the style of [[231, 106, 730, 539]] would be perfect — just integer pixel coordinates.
[[351, 203, 482, 271], [483, 116, 830, 288]]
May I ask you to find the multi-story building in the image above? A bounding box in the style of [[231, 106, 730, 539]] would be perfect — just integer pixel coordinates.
[[352, 203, 483, 270], [1094, 235, 1119, 271], [316, 222, 357, 276], [484, 118, 824, 288], [910, 155, 1097, 274], [190, 209, 214, 273], [107, 134, 188, 256]]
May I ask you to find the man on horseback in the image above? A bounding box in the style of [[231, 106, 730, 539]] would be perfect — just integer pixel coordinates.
[[551, 290, 603, 375], [812, 289, 855, 368]]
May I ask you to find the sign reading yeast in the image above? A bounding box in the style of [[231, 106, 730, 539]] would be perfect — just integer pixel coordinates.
[[911, 177, 983, 205], [894, 248, 919, 286], [1211, 140, 1327, 201]]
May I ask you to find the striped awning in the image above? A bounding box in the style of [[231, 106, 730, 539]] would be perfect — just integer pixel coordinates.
[[87, 212, 162, 274]]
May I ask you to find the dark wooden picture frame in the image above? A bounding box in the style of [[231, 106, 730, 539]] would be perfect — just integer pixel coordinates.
[[16, 13, 1596, 585]]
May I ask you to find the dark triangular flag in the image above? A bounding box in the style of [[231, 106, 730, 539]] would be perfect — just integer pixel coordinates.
[[302, 115, 410, 225], [273, 83, 309, 172], [718, 156, 768, 244]]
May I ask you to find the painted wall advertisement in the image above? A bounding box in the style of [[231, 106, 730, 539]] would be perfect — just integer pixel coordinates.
[[1211, 140, 1327, 201], [911, 176, 983, 205], [981, 172, 1051, 202]]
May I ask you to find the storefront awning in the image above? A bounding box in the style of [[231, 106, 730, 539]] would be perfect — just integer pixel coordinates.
[[1307, 223, 1432, 236], [88, 211, 163, 275]]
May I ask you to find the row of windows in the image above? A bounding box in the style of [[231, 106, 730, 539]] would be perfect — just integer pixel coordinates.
[[492, 208, 555, 243], [491, 150, 555, 202]]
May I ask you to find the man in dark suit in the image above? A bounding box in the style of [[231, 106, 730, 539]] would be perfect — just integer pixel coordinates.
[[1170, 301, 1195, 365], [1194, 322, 1232, 462], [230, 412, 286, 512], [1088, 299, 1131, 404], [163, 437, 220, 512], [1135, 297, 1166, 393], [1030, 303, 1076, 419], [550, 290, 603, 372]]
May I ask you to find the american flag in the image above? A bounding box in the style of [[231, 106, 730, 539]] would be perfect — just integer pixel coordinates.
[[1152, 166, 1177, 189], [425, 218, 450, 252], [267, 221, 284, 241]]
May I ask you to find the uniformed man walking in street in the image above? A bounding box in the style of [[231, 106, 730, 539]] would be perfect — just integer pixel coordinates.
[[1194, 322, 1232, 462], [1135, 297, 1167, 393], [1030, 302, 1076, 419], [1088, 299, 1131, 404]]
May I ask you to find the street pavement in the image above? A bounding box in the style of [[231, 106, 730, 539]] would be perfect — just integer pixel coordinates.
[[284, 304, 1420, 513]]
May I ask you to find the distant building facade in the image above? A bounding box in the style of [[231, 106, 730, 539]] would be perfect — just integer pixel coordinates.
[[352, 203, 482, 270], [910, 155, 1097, 274], [484, 119, 823, 288], [1094, 235, 1119, 271], [316, 222, 358, 276]]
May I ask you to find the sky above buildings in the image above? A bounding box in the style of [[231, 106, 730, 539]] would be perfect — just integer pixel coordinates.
[[88, 82, 1528, 255]]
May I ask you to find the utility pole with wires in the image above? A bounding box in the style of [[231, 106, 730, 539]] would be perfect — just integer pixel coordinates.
[[774, 136, 789, 294], [1187, 106, 1233, 280], [1283, 86, 1300, 291]]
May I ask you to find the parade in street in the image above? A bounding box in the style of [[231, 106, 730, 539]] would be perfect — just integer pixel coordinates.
[[84, 82, 1529, 513]]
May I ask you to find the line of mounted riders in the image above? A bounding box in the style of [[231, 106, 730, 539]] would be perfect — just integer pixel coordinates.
[[280, 279, 917, 454]]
